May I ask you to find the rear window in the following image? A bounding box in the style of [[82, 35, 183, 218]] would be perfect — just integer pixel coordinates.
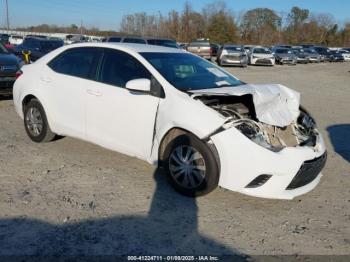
[[48, 47, 101, 79], [253, 48, 271, 54], [224, 46, 242, 51]]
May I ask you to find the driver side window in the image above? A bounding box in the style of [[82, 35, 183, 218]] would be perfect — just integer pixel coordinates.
[[99, 49, 151, 88]]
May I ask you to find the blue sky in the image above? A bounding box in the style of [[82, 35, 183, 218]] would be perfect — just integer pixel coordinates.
[[1, 0, 350, 30]]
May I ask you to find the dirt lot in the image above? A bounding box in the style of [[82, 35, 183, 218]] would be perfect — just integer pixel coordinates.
[[0, 63, 349, 258]]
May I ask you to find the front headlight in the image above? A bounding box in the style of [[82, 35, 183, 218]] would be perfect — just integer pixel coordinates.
[[232, 120, 282, 152]]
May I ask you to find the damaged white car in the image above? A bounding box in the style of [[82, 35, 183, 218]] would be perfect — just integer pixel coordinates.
[[13, 43, 327, 199]]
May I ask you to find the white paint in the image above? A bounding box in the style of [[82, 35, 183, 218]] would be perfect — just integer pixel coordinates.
[[13, 43, 326, 199]]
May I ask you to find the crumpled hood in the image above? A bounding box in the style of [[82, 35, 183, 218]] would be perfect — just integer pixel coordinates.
[[190, 84, 301, 127]]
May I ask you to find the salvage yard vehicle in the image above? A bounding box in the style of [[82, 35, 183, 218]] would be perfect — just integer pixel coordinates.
[[339, 49, 350, 61], [329, 50, 345, 62], [216, 45, 248, 67], [9, 35, 24, 46], [0, 43, 21, 96], [186, 40, 212, 60], [292, 48, 309, 64], [249, 46, 275, 66], [303, 48, 321, 63], [313, 46, 332, 61], [273, 48, 297, 65], [14, 37, 64, 62], [13, 43, 327, 199]]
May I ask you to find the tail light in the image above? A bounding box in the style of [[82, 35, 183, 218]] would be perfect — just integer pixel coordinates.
[[15, 70, 23, 79], [210, 47, 213, 56]]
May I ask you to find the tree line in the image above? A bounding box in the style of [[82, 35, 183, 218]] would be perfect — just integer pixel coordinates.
[[10, 1, 350, 47]]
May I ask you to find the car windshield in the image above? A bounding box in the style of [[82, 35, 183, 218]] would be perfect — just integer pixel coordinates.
[[306, 49, 317, 54], [275, 49, 291, 54], [0, 43, 8, 53], [253, 48, 271, 54], [141, 52, 242, 91], [225, 46, 242, 51]]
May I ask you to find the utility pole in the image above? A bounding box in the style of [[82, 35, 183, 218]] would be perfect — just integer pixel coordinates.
[[80, 20, 83, 35], [5, 0, 10, 30]]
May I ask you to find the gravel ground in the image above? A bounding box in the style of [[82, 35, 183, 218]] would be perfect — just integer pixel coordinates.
[[0, 62, 349, 258]]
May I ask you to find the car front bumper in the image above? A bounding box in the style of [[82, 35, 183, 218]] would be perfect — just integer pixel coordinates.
[[220, 55, 247, 66], [210, 127, 327, 199], [251, 57, 275, 65]]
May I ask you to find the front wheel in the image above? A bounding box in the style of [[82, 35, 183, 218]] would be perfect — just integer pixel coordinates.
[[24, 99, 56, 143], [164, 134, 220, 197]]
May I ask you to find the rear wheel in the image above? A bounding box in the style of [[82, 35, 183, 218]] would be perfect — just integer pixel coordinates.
[[24, 99, 56, 143], [164, 134, 219, 197]]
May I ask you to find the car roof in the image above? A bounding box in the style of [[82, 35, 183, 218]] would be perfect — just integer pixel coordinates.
[[107, 36, 175, 41], [67, 42, 184, 53]]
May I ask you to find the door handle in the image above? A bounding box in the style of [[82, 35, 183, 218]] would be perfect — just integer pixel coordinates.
[[87, 89, 102, 96], [40, 76, 51, 83]]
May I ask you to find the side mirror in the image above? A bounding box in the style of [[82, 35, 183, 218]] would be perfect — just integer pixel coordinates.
[[126, 78, 151, 93]]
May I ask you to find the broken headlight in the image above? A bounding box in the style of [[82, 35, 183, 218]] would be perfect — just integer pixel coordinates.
[[234, 120, 282, 152]]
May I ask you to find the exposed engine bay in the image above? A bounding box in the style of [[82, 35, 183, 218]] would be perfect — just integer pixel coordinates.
[[196, 95, 318, 151]]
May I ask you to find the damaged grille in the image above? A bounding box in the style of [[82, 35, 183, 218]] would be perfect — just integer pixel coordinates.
[[286, 152, 327, 190]]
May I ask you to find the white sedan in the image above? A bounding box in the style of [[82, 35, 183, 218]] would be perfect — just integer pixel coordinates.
[[13, 43, 327, 199]]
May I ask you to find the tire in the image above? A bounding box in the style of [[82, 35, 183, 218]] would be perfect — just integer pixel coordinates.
[[163, 134, 219, 197], [24, 99, 56, 143]]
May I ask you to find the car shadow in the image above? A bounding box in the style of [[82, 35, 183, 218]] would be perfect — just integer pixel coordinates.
[[327, 124, 350, 162], [0, 168, 247, 260]]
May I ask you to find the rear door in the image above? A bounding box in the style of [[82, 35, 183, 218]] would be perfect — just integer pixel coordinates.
[[44, 47, 102, 138]]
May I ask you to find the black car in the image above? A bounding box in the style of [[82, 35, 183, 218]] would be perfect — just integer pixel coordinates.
[[313, 46, 332, 61], [0, 34, 10, 44], [329, 50, 345, 62], [0, 43, 21, 96], [14, 37, 64, 62]]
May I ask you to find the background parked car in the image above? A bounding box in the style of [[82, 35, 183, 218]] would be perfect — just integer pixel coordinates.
[[186, 40, 212, 60], [210, 43, 220, 57], [329, 50, 345, 62], [273, 48, 297, 65], [14, 37, 64, 62], [338, 49, 350, 61], [243, 45, 255, 55], [292, 48, 309, 64], [249, 46, 275, 66], [313, 46, 332, 61], [9, 35, 24, 46], [216, 45, 248, 67], [303, 48, 321, 63], [0, 43, 21, 96]]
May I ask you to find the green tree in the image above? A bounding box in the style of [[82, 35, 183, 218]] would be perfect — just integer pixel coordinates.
[[207, 11, 238, 43], [240, 8, 281, 44]]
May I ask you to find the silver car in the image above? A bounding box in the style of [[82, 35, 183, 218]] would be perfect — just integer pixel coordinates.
[[217, 45, 248, 67]]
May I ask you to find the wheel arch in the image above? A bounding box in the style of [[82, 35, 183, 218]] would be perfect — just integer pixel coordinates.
[[157, 127, 221, 170], [21, 93, 56, 133]]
